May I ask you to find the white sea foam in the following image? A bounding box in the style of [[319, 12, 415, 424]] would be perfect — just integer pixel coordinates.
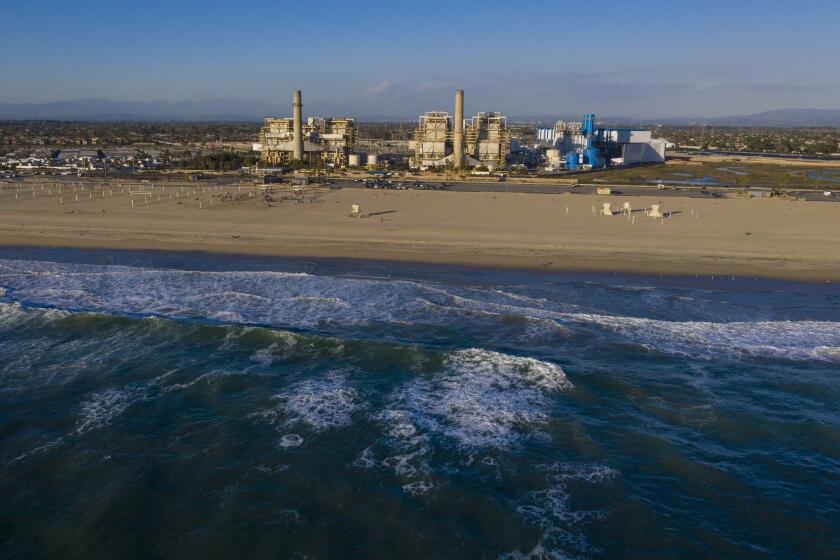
[[279, 374, 360, 431], [2, 258, 838, 364], [352, 447, 377, 469], [374, 349, 571, 457], [158, 370, 228, 394], [561, 312, 840, 362], [7, 366, 230, 463], [252, 370, 362, 448], [0, 260, 432, 327], [278, 434, 303, 448], [0, 301, 26, 326], [539, 462, 618, 485], [249, 332, 301, 366], [365, 409, 430, 479], [498, 542, 562, 560], [0, 258, 567, 335], [813, 346, 840, 361], [75, 366, 230, 434], [76, 387, 144, 434], [0, 301, 69, 328], [401, 480, 434, 496], [509, 462, 618, 560], [7, 436, 65, 465]]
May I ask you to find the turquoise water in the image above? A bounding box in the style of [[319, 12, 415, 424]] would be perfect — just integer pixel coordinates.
[[1, 248, 839, 559]]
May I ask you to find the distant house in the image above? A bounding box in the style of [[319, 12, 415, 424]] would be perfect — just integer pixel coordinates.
[[54, 148, 106, 169]]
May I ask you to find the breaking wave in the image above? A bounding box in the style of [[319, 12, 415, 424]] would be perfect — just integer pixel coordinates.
[[386, 348, 571, 449], [561, 312, 840, 362], [2, 259, 838, 364]]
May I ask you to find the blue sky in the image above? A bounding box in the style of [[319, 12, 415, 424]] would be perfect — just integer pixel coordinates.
[[2, 0, 839, 117]]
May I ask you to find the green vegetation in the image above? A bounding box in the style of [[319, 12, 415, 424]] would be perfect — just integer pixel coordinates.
[[657, 126, 839, 155], [0, 121, 261, 147], [591, 161, 840, 190], [167, 150, 259, 171]]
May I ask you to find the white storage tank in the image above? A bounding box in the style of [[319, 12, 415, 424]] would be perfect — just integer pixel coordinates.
[[367, 154, 378, 166], [348, 154, 362, 166]]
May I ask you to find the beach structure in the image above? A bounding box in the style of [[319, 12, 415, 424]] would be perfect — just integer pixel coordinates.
[[259, 90, 356, 167], [647, 204, 663, 218], [749, 187, 773, 198]]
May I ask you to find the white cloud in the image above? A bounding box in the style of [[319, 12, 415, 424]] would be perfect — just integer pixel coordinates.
[[365, 81, 396, 96]]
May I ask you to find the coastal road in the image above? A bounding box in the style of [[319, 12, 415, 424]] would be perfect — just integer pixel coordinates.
[[329, 179, 839, 203]]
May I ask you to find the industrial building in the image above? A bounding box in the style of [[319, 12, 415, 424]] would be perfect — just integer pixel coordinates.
[[411, 111, 452, 167], [410, 90, 511, 170], [465, 112, 511, 168], [536, 114, 666, 171], [258, 89, 666, 173], [259, 90, 356, 167]]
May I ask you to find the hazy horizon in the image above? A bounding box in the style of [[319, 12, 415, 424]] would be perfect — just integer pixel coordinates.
[[2, 0, 839, 119]]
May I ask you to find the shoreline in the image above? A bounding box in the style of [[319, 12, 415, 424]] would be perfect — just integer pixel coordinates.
[[1, 236, 837, 284], [1, 187, 838, 283]]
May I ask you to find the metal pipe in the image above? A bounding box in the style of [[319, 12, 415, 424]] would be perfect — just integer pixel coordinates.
[[293, 90, 303, 161], [453, 89, 464, 169]]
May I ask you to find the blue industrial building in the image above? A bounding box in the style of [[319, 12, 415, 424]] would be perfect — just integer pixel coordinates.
[[536, 114, 666, 171]]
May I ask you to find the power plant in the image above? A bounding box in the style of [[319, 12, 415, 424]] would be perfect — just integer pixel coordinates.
[[535, 115, 666, 171], [465, 112, 511, 169], [409, 90, 512, 170], [258, 89, 666, 172], [258, 90, 356, 167], [412, 111, 452, 168]]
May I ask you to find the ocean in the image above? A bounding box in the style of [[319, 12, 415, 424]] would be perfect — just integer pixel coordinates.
[[1, 248, 838, 559]]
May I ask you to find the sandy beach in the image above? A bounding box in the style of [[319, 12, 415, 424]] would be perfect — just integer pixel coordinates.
[[1, 182, 839, 281]]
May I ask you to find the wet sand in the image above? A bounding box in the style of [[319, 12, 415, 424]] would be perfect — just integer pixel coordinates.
[[1, 183, 838, 281]]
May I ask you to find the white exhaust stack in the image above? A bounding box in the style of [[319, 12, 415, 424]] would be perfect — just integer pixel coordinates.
[[453, 89, 464, 169]]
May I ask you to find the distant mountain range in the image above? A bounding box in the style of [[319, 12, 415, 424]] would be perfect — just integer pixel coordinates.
[[702, 109, 840, 128], [0, 98, 284, 122], [1, 100, 839, 127], [521, 110, 840, 128]]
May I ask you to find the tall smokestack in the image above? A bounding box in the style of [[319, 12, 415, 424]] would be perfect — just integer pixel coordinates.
[[293, 90, 303, 161], [453, 89, 464, 169]]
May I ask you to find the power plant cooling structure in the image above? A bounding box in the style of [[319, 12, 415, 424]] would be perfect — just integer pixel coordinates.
[[453, 90, 464, 169], [293, 90, 303, 161]]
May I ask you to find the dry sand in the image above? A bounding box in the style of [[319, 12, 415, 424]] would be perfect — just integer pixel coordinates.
[[1, 182, 838, 281]]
